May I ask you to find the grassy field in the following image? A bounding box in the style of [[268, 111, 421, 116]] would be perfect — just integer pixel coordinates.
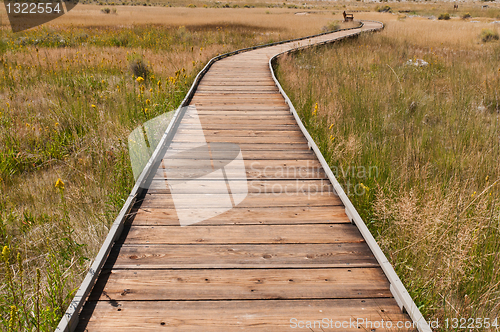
[[1, 1, 500, 331], [276, 14, 500, 331]]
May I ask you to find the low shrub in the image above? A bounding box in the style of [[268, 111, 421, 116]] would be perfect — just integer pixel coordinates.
[[480, 28, 499, 42], [375, 5, 391, 13], [129, 58, 149, 79], [438, 13, 451, 20], [322, 21, 340, 32]]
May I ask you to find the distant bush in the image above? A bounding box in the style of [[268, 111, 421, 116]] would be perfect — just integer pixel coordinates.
[[100, 7, 111, 13], [110, 34, 129, 47], [129, 58, 149, 79], [438, 13, 451, 20], [322, 21, 340, 32], [480, 29, 499, 42], [375, 5, 391, 13], [462, 12, 471, 19], [187, 3, 196, 7]]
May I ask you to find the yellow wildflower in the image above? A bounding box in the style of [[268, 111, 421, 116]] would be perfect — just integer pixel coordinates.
[[136, 76, 144, 83], [55, 178, 65, 190], [313, 103, 318, 116], [91, 104, 96, 108], [329, 123, 334, 130], [2, 246, 10, 262]]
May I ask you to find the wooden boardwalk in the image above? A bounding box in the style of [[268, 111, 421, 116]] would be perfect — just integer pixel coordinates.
[[71, 22, 425, 331]]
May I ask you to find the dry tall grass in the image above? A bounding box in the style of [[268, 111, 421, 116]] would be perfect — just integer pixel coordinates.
[[277, 15, 500, 331]]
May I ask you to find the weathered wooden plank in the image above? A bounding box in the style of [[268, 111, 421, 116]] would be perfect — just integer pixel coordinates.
[[90, 268, 391, 301], [162, 151, 314, 160], [204, 71, 271, 75], [191, 95, 284, 101], [196, 86, 278, 90], [198, 80, 276, 85], [190, 110, 291, 115], [178, 123, 300, 130], [185, 114, 295, 120], [159, 158, 322, 169], [107, 243, 377, 269], [154, 167, 327, 180], [146, 179, 332, 194], [204, 78, 281, 82], [184, 121, 299, 127], [192, 102, 287, 108], [193, 106, 290, 112], [76, 299, 414, 332], [168, 142, 310, 151], [201, 74, 273, 78], [192, 93, 284, 98], [138, 192, 339, 208], [122, 224, 363, 244], [206, 67, 270, 71], [129, 205, 349, 225], [160, 151, 315, 160], [172, 136, 308, 144], [175, 130, 304, 138], [196, 88, 280, 94]]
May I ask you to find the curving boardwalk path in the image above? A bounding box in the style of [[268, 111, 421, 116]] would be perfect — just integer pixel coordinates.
[[67, 21, 427, 331]]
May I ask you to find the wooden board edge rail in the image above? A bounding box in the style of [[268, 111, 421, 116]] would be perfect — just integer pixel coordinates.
[[268, 20, 432, 332], [55, 20, 430, 332]]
